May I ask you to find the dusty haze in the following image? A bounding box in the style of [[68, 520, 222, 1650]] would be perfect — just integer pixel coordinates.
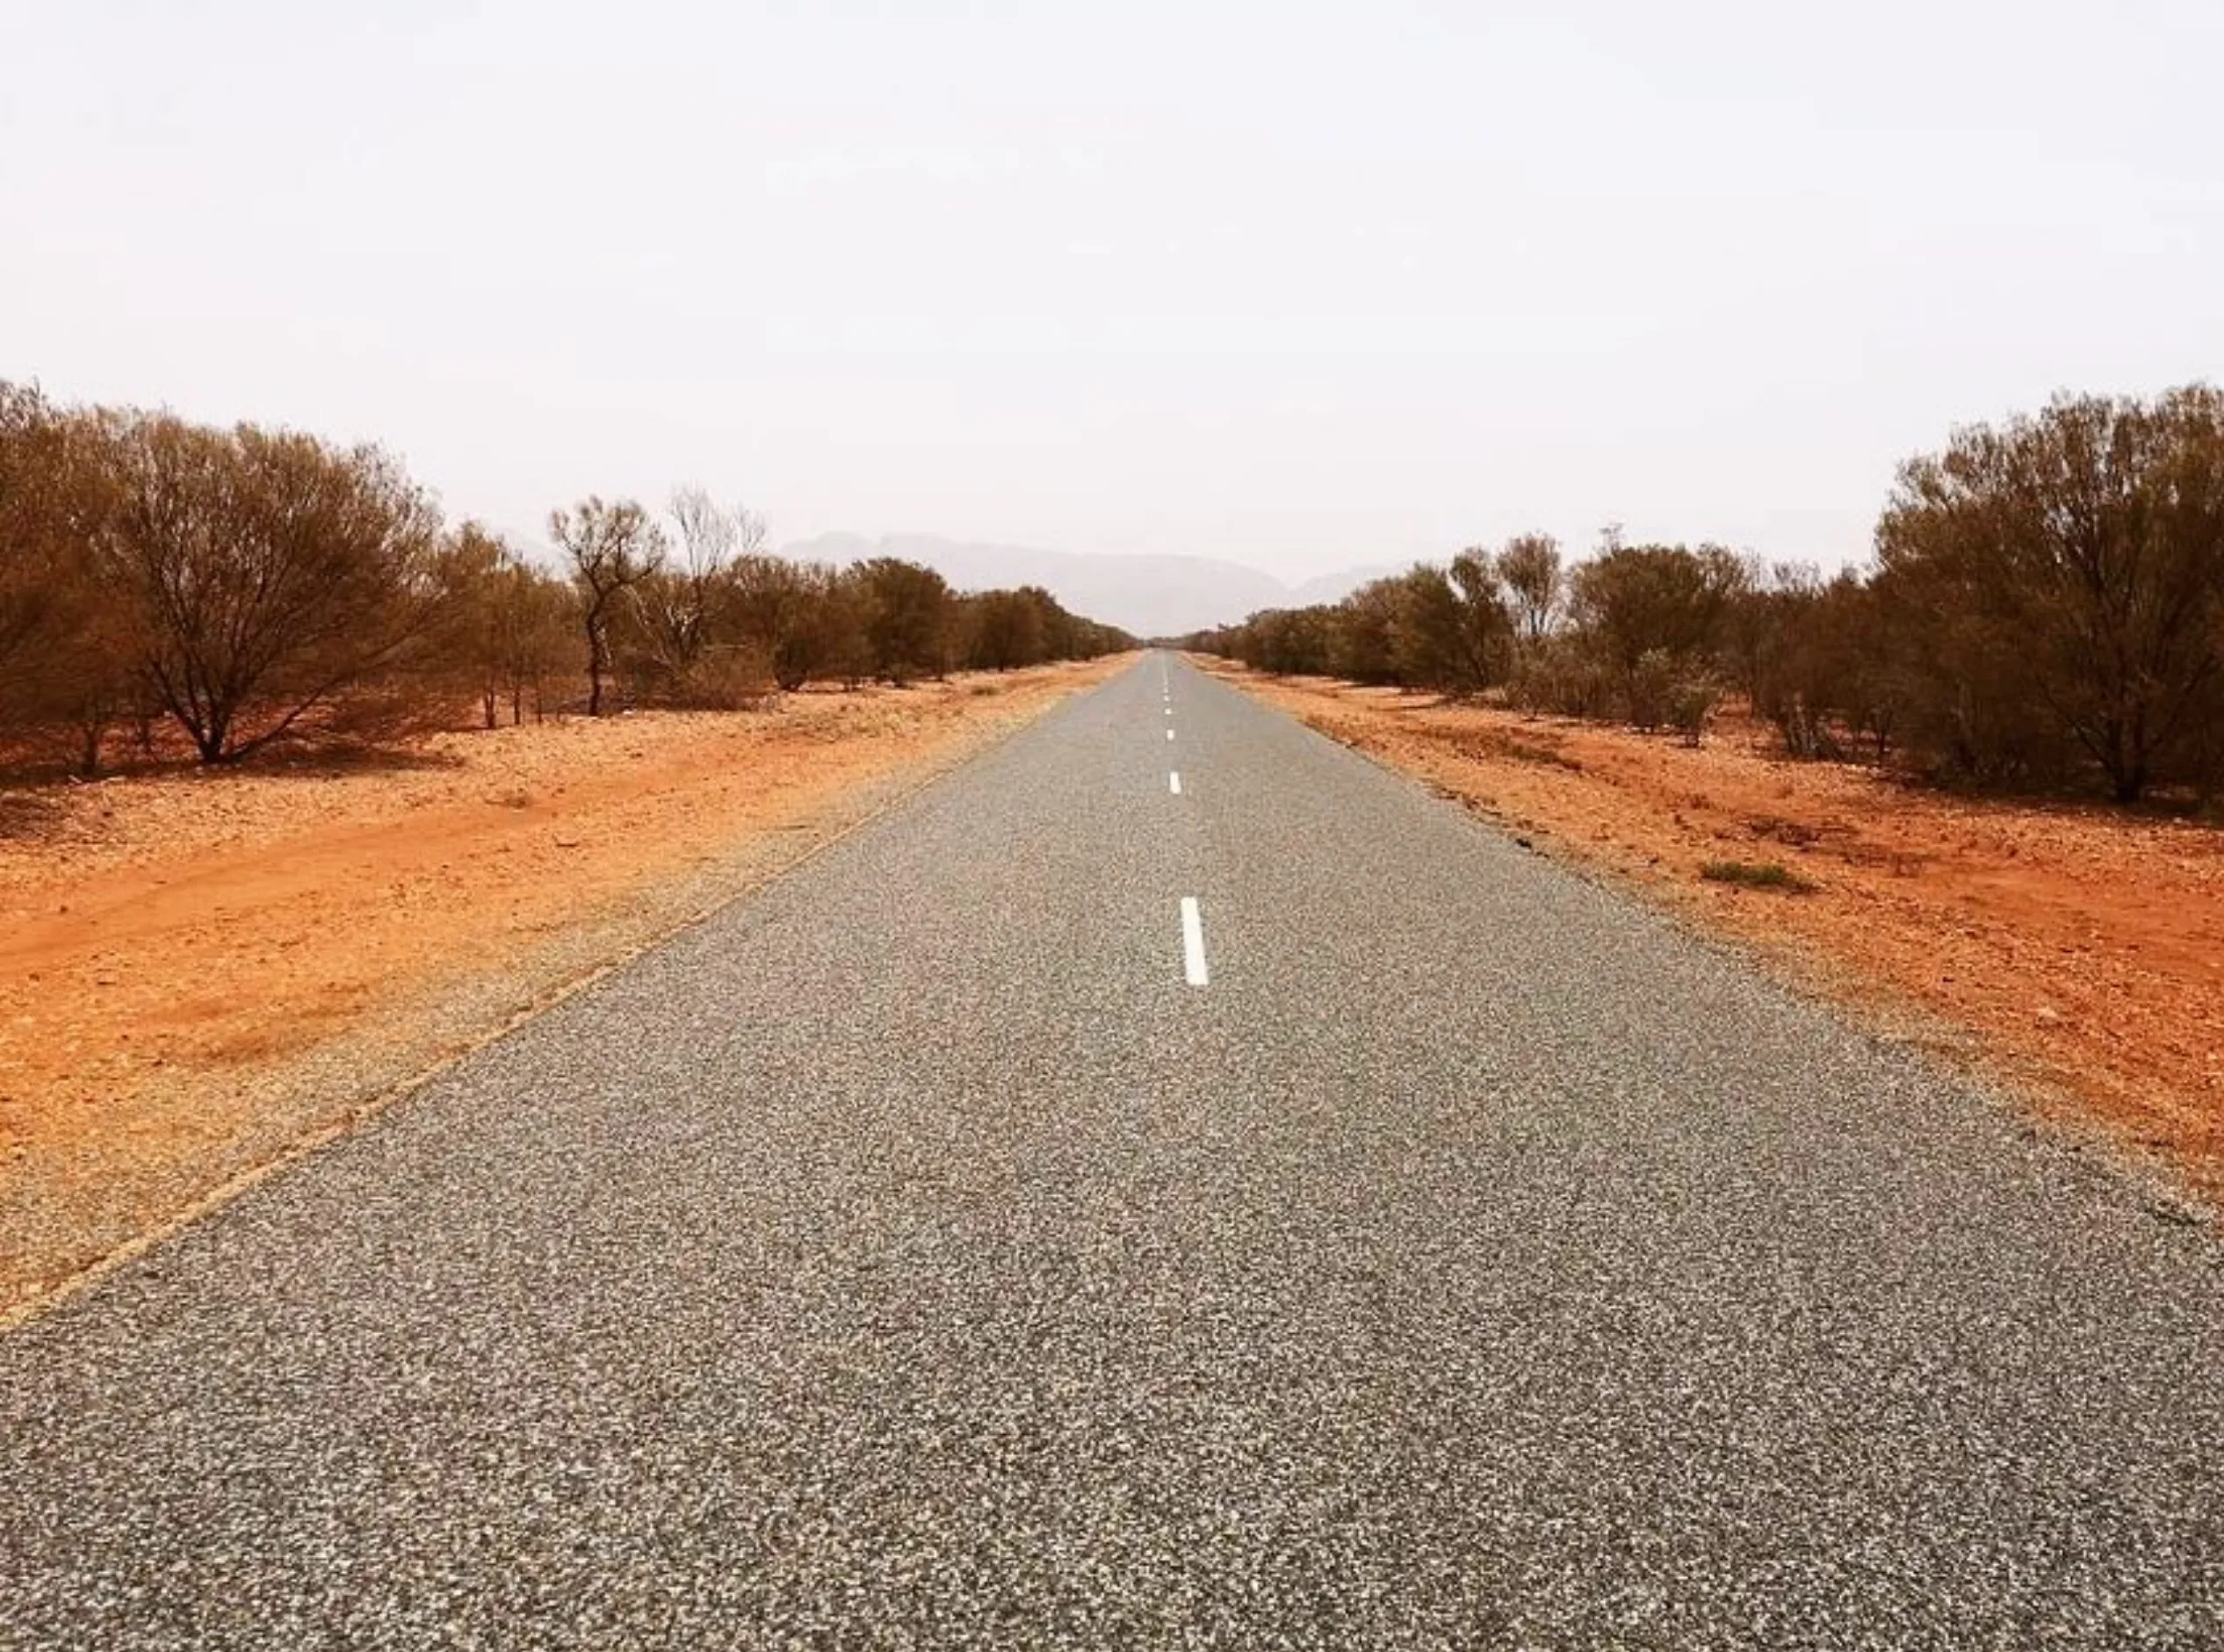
[[5, 1, 2220, 582]]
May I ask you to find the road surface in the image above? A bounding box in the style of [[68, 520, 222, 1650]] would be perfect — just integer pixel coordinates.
[[4, 653, 2220, 1648]]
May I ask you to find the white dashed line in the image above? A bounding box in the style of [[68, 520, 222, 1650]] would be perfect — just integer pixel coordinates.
[[1169, 771, 1181, 795], [1179, 897, 1209, 986], [1166, 728, 1175, 741]]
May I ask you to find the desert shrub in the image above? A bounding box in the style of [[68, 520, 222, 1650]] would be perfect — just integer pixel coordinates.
[[94, 412, 449, 763], [728, 555, 839, 690], [684, 646, 776, 710], [953, 584, 1127, 671], [1332, 580, 1402, 683], [1665, 672, 1722, 747], [1571, 541, 1750, 725], [2, 384, 1137, 772], [854, 557, 955, 684], [1876, 386, 2224, 801], [434, 523, 581, 728], [1507, 634, 1613, 718], [1731, 564, 1882, 761], [1625, 648, 1676, 732], [1699, 859, 1816, 892], [1392, 562, 1503, 695], [961, 587, 1050, 670], [1195, 386, 2224, 811]]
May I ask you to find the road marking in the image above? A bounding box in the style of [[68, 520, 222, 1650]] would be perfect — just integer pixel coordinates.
[[1164, 707, 1172, 717], [1179, 897, 1209, 986], [1169, 771, 1181, 794], [1166, 728, 1175, 741]]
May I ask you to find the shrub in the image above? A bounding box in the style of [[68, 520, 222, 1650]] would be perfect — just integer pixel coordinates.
[[1699, 859, 1817, 893], [1876, 387, 2224, 802]]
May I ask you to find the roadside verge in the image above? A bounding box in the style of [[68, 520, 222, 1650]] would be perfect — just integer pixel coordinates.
[[1, 658, 1130, 1321], [1203, 659, 2223, 1215]]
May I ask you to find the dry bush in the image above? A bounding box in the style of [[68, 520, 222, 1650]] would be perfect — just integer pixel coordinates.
[[1665, 673, 1722, 747], [97, 412, 447, 764], [1700, 859, 1817, 893], [1877, 387, 2224, 802], [0, 385, 1122, 775], [550, 496, 665, 717], [435, 523, 581, 728], [1195, 386, 2224, 806], [668, 644, 776, 711], [855, 557, 957, 684]]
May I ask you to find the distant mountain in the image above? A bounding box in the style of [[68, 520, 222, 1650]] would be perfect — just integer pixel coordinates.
[[778, 532, 1398, 638]]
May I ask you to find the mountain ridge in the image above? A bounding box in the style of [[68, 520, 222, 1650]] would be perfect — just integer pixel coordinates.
[[777, 532, 1397, 638]]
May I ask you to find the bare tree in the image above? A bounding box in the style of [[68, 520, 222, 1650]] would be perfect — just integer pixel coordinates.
[[625, 487, 767, 703], [549, 496, 665, 716]]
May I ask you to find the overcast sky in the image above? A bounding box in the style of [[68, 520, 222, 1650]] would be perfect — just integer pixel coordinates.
[[5, 1, 2220, 579]]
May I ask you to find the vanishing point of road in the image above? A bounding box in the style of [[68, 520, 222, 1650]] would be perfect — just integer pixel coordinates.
[[4, 654, 2220, 1648]]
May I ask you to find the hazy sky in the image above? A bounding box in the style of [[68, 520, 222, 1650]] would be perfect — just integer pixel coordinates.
[[6, 1, 2220, 580]]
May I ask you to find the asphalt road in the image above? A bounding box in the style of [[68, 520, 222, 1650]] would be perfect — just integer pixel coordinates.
[[4, 653, 2220, 1648]]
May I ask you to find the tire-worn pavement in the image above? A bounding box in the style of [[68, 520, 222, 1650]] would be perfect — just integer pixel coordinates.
[[3, 654, 2220, 1648]]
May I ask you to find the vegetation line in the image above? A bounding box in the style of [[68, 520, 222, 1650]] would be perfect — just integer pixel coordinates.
[[1181, 386, 2224, 811], [0, 384, 1135, 778]]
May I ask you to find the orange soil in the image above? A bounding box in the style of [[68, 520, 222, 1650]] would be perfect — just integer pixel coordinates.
[[1210, 662, 2224, 1200], [1, 659, 1125, 1309]]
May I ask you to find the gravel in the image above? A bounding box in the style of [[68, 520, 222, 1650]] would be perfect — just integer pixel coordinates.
[[2, 653, 2220, 1648]]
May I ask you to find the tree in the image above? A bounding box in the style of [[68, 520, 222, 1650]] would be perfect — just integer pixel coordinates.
[[0, 385, 64, 699], [1876, 387, 2224, 801], [821, 567, 877, 689], [1377, 565, 1485, 694], [436, 522, 513, 729], [1494, 533, 1564, 646], [1568, 541, 1748, 724], [1724, 563, 1902, 761], [854, 558, 953, 684], [625, 487, 765, 703], [494, 560, 580, 723], [0, 386, 137, 769], [437, 523, 579, 727], [549, 496, 665, 716], [101, 415, 444, 763], [1441, 552, 1513, 690], [730, 555, 840, 690], [966, 587, 1050, 670]]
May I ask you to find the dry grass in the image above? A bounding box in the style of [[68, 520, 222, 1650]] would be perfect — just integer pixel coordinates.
[[1699, 859, 1819, 893]]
